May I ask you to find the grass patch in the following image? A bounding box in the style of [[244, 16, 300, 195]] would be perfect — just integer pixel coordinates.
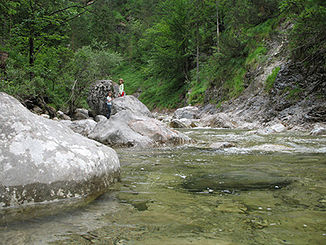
[[286, 86, 302, 100], [224, 67, 246, 98], [245, 45, 268, 69], [111, 64, 145, 95], [265, 66, 280, 92], [187, 81, 208, 105]]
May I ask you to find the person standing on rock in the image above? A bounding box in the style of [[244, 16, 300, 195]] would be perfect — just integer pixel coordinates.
[[106, 91, 113, 119], [118, 78, 125, 97]]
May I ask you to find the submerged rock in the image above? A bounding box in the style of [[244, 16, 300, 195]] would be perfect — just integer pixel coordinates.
[[250, 144, 293, 152], [0, 92, 120, 223], [209, 142, 235, 149], [183, 170, 292, 192]]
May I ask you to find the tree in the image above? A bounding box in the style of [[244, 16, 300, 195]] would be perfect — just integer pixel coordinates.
[[281, 0, 326, 67], [1, 0, 97, 78]]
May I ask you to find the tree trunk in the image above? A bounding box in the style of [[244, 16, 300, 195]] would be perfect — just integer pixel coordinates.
[[29, 0, 35, 81], [196, 22, 200, 83], [216, 0, 220, 51], [29, 33, 35, 81]]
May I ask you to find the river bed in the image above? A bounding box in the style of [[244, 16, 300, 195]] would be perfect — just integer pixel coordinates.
[[1, 128, 326, 244]]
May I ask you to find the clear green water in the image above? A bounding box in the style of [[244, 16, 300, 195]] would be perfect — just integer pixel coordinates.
[[1, 129, 326, 245]]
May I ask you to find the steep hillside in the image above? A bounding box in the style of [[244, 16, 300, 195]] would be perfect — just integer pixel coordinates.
[[210, 22, 326, 129]]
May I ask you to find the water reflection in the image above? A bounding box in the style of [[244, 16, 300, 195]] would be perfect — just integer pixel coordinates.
[[1, 128, 326, 244]]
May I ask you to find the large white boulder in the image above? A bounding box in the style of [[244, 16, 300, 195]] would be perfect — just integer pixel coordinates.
[[0, 92, 120, 223], [112, 95, 153, 118], [89, 110, 191, 147]]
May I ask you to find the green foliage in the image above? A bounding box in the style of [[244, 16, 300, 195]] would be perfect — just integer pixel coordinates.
[[265, 66, 280, 92], [281, 0, 326, 66], [1, 0, 325, 112]]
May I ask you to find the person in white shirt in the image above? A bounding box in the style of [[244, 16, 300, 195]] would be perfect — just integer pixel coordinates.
[[106, 91, 113, 119], [118, 78, 125, 97]]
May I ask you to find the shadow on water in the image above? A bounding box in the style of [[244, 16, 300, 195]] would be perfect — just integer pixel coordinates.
[[1, 128, 326, 244]]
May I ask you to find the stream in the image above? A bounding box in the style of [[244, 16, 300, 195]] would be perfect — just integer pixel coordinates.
[[0, 128, 326, 245]]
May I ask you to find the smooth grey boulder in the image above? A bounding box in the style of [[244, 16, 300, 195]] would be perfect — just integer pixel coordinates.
[[87, 80, 119, 116], [89, 110, 191, 147], [72, 108, 90, 120], [0, 92, 120, 223], [60, 119, 97, 137], [183, 170, 292, 192], [173, 106, 199, 119], [111, 95, 152, 118], [200, 113, 236, 128]]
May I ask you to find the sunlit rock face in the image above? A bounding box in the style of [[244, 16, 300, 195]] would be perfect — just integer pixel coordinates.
[[89, 95, 192, 148], [0, 92, 120, 222], [89, 109, 192, 148], [111, 95, 153, 118]]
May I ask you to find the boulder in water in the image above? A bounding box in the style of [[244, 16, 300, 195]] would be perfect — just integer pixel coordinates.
[[209, 142, 235, 149], [200, 113, 237, 128], [173, 106, 199, 119], [89, 110, 191, 147], [0, 92, 120, 223]]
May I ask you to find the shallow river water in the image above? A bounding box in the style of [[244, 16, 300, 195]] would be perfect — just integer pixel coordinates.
[[1, 128, 326, 245]]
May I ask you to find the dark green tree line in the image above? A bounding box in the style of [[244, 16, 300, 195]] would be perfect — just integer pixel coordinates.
[[1, 0, 325, 111]]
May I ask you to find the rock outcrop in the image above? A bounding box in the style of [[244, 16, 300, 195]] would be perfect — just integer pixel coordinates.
[[87, 80, 119, 116], [200, 24, 326, 130], [0, 92, 120, 223]]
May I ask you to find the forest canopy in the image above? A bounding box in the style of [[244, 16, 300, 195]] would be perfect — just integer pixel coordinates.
[[1, 0, 325, 112]]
